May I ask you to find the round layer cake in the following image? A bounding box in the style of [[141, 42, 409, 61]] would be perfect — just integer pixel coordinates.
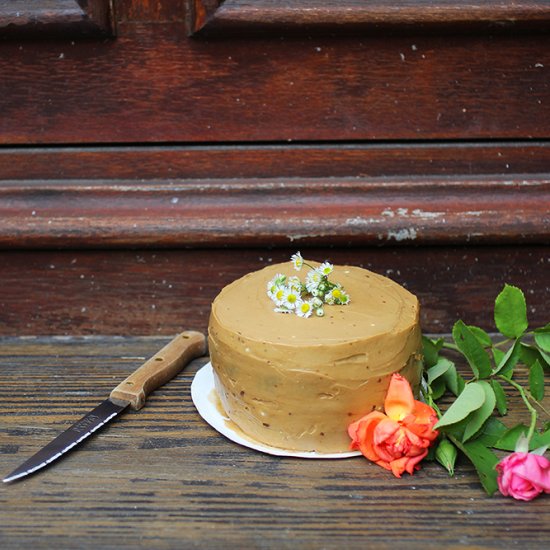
[[208, 261, 422, 453]]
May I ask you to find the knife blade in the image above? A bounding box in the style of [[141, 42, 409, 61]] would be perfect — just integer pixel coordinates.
[[3, 330, 206, 483]]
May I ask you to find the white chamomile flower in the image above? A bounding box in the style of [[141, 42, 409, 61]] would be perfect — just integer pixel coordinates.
[[270, 254, 350, 317], [267, 273, 285, 296], [338, 291, 350, 305], [287, 275, 302, 292], [317, 261, 333, 276], [271, 285, 287, 306], [296, 300, 313, 318], [324, 287, 343, 305], [325, 286, 350, 305], [291, 251, 304, 271], [283, 287, 300, 309], [305, 269, 322, 293]]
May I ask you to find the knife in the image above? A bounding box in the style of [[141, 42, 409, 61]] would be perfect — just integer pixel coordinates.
[[3, 330, 206, 483]]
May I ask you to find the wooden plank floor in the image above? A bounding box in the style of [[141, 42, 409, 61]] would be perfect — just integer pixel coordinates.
[[1, 336, 549, 549]]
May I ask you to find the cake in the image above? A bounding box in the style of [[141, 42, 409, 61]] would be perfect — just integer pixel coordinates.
[[207, 257, 422, 453]]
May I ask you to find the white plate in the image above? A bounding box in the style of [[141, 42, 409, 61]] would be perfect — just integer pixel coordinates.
[[191, 362, 361, 459]]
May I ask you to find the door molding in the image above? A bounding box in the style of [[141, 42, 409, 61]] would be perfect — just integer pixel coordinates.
[[190, 0, 550, 35], [0, 0, 115, 37]]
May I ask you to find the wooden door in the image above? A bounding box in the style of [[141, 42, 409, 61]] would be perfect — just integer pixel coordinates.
[[0, 0, 548, 335]]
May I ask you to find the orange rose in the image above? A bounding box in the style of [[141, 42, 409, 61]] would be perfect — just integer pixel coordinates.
[[348, 373, 439, 477]]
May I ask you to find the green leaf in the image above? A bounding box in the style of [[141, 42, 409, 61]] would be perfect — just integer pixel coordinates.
[[531, 428, 550, 449], [494, 424, 528, 451], [452, 320, 493, 379], [430, 377, 447, 400], [494, 284, 528, 338], [490, 379, 508, 415], [456, 439, 499, 495], [462, 381, 497, 442], [435, 439, 458, 476], [427, 357, 454, 385], [540, 348, 550, 369], [442, 362, 461, 396], [534, 324, 550, 353], [467, 325, 493, 347], [435, 382, 486, 430], [473, 417, 508, 447], [529, 360, 545, 401], [492, 338, 522, 376], [520, 343, 542, 367], [492, 346, 505, 367], [455, 372, 466, 395], [422, 336, 444, 368]]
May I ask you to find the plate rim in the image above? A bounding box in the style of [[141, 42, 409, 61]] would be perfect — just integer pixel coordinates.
[[191, 362, 362, 459]]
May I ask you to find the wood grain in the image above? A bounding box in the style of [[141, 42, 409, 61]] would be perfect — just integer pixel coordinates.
[[1, 142, 549, 180], [193, 0, 550, 34], [0, 22, 548, 144], [1, 336, 549, 548], [0, 175, 548, 249], [0, 246, 547, 336], [0, 0, 115, 37]]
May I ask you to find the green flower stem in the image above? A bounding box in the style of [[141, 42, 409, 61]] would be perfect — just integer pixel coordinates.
[[497, 375, 538, 443], [420, 381, 442, 418], [492, 338, 512, 349], [442, 342, 460, 352]]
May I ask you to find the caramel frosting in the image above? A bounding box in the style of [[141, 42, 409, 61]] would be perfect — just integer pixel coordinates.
[[208, 262, 422, 453]]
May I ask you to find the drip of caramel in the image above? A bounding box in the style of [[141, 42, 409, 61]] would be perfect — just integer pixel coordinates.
[[208, 262, 422, 453]]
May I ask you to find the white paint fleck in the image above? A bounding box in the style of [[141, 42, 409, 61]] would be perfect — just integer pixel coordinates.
[[387, 228, 418, 241], [411, 209, 445, 219], [345, 216, 382, 227]]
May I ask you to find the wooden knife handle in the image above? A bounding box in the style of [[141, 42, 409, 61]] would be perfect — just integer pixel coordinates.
[[110, 330, 206, 410]]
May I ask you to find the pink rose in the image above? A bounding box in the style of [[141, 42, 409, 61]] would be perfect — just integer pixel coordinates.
[[496, 451, 550, 501]]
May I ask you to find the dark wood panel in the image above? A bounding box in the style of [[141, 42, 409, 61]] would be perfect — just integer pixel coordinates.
[[1, 337, 548, 548], [193, 0, 550, 34], [0, 246, 547, 335], [0, 23, 548, 144], [0, 0, 115, 37], [117, 0, 187, 22], [1, 142, 549, 180], [0, 175, 548, 249]]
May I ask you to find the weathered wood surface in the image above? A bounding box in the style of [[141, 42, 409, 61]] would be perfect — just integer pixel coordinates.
[[0, 336, 548, 549], [0, 0, 114, 37], [1, 142, 549, 181], [0, 21, 548, 144], [193, 0, 550, 34], [0, 175, 548, 249], [0, 246, 547, 336]]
